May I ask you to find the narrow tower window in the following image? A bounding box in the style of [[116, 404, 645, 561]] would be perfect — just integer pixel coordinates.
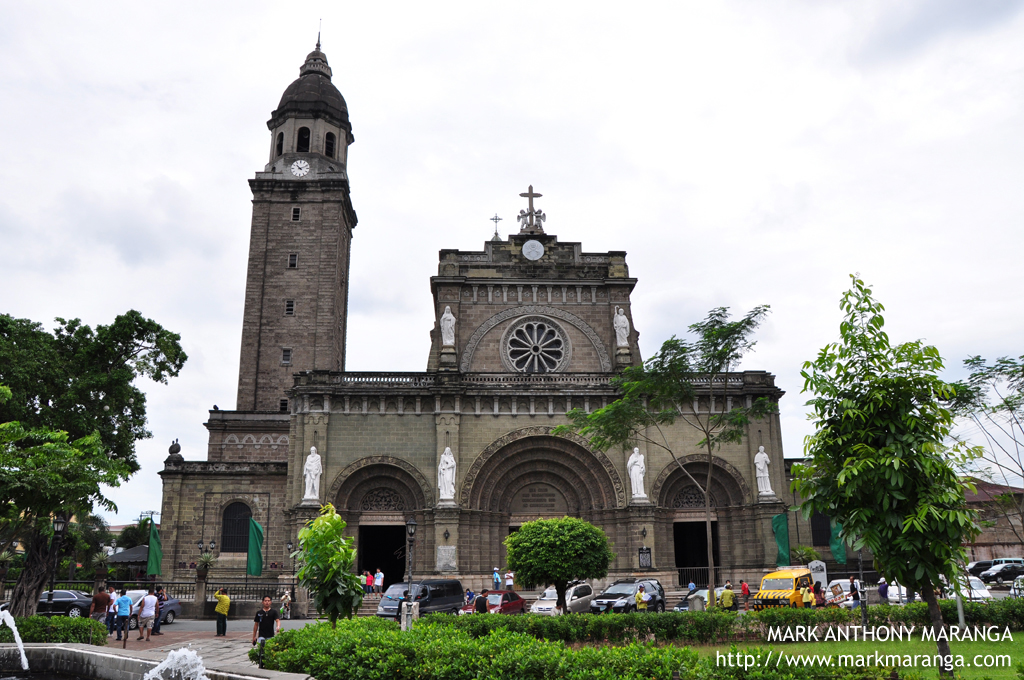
[[285, 300, 295, 316], [281, 348, 292, 364], [297, 127, 311, 153], [288, 253, 298, 268], [275, 132, 284, 157], [279, 399, 289, 412], [291, 207, 301, 221], [324, 132, 336, 158]]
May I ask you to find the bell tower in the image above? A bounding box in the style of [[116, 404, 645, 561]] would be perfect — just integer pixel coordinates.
[[235, 41, 357, 412]]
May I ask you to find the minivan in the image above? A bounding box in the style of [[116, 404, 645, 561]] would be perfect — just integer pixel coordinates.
[[376, 579, 464, 618]]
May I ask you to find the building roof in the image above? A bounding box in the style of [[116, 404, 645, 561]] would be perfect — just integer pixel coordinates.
[[107, 544, 150, 564], [268, 45, 351, 137], [964, 477, 1024, 503]]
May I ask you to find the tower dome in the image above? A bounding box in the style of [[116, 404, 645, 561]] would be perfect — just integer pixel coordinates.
[[268, 42, 353, 142]]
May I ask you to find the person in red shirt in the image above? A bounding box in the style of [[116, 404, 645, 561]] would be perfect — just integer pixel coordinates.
[[740, 581, 750, 611]]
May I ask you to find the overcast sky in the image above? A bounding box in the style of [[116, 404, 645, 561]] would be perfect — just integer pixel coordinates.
[[2, 1, 1023, 527]]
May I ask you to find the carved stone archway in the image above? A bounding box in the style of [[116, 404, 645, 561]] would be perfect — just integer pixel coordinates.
[[328, 455, 434, 511], [651, 454, 750, 509]]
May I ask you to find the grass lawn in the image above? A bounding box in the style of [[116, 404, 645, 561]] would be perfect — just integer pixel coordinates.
[[699, 639, 1021, 679]]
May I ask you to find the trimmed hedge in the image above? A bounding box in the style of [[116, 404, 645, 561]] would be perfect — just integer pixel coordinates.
[[0, 615, 108, 646], [251, 619, 915, 680]]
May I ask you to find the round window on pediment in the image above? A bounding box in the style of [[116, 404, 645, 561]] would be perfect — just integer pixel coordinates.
[[500, 316, 572, 373]]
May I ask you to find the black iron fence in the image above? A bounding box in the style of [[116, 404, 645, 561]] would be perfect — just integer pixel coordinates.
[[205, 580, 288, 602], [676, 562, 880, 590]]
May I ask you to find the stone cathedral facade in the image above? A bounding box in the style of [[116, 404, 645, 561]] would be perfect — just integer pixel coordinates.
[[158, 45, 803, 592]]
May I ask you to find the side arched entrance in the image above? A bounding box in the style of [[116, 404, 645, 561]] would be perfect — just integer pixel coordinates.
[[459, 428, 626, 574], [328, 456, 434, 589]]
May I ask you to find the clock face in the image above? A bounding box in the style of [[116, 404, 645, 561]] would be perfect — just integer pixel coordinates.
[[522, 240, 544, 261], [290, 160, 310, 177]]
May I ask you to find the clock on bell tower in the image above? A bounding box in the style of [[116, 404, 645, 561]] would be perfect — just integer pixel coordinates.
[[235, 40, 358, 412]]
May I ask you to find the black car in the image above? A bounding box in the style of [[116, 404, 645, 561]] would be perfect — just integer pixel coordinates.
[[37, 590, 94, 618], [590, 578, 666, 614], [967, 561, 994, 577], [979, 562, 1024, 585]]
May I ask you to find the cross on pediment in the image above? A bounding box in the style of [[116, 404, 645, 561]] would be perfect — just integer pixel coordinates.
[[517, 185, 546, 234]]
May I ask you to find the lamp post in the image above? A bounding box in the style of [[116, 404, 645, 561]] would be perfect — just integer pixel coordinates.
[[405, 517, 417, 595], [47, 513, 68, 607], [287, 541, 296, 604]]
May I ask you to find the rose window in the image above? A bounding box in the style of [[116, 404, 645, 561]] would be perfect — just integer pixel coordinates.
[[506, 320, 565, 373], [672, 486, 719, 509]]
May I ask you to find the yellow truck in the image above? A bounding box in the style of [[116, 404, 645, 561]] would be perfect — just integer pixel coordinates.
[[751, 568, 813, 610]]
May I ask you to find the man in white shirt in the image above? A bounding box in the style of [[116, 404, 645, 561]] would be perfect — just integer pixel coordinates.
[[504, 570, 515, 591], [373, 569, 384, 597], [137, 587, 160, 642]]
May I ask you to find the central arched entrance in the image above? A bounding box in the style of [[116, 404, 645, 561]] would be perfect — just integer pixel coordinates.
[[459, 427, 625, 573]]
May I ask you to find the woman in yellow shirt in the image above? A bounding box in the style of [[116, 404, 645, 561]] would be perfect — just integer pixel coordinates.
[[215, 588, 231, 636]]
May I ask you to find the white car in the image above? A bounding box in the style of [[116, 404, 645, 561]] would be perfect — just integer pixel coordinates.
[[955, 576, 993, 602], [1007, 576, 1023, 599], [826, 579, 863, 608], [530, 582, 594, 615]]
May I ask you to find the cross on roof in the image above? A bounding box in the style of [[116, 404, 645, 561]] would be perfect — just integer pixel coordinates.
[[489, 213, 502, 240], [517, 185, 546, 233]]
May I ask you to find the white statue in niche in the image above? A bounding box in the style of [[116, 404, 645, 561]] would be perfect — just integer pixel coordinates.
[[440, 306, 457, 346], [613, 307, 631, 347], [303, 446, 323, 500], [627, 447, 647, 499], [754, 445, 774, 496], [438, 447, 456, 501]]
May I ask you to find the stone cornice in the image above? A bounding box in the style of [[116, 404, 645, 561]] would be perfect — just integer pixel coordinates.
[[159, 461, 288, 476]]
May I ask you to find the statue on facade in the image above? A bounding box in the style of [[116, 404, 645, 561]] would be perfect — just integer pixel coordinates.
[[438, 446, 456, 501], [627, 447, 647, 499], [303, 446, 322, 500], [613, 307, 631, 347], [440, 306, 457, 347], [754, 445, 774, 496]]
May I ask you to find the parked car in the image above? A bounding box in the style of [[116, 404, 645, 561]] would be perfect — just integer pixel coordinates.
[[529, 582, 594, 615], [459, 590, 526, 615], [954, 576, 993, 602], [589, 578, 666, 614], [672, 587, 725, 612], [966, 560, 994, 577], [751, 569, 813, 610], [979, 562, 1024, 585], [35, 590, 94, 618], [125, 590, 183, 630], [1009, 576, 1024, 599], [377, 579, 464, 618]]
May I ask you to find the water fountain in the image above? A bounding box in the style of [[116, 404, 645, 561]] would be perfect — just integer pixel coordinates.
[[142, 647, 209, 680], [0, 610, 28, 671]]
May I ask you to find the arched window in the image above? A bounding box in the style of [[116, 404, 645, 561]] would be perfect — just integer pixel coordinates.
[[275, 132, 284, 157], [810, 511, 831, 547], [324, 132, 336, 158], [221, 502, 252, 553], [296, 127, 311, 153]]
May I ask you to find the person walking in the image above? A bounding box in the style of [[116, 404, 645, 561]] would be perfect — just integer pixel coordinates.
[[474, 590, 489, 613], [878, 578, 889, 604], [113, 589, 133, 647], [214, 588, 231, 636], [849, 576, 861, 609], [800, 582, 813, 609], [280, 590, 292, 620], [634, 584, 649, 612], [465, 588, 475, 605], [89, 586, 111, 623], [813, 582, 825, 608], [504, 570, 515, 591], [492, 568, 501, 591], [359, 571, 367, 596], [373, 569, 384, 597], [253, 595, 281, 646], [137, 587, 159, 641], [741, 581, 750, 611], [687, 580, 696, 593], [152, 586, 168, 636], [720, 584, 736, 611], [105, 587, 118, 636]]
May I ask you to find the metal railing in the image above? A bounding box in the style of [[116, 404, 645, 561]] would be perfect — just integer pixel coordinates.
[[2, 580, 198, 602], [676, 567, 725, 589], [206, 580, 288, 602]]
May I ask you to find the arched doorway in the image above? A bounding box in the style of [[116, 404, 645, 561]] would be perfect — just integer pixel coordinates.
[[329, 457, 432, 589], [460, 427, 625, 573]]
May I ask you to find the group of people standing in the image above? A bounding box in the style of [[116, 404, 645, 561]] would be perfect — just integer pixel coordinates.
[[88, 585, 165, 645], [359, 569, 385, 596]]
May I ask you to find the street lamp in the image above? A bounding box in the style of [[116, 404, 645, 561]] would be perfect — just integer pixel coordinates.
[[208, 540, 216, 552], [48, 513, 69, 606], [405, 517, 417, 598], [287, 541, 296, 606]]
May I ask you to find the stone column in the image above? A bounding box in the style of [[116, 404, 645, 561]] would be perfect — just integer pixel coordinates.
[[628, 501, 655, 570], [434, 505, 460, 573]]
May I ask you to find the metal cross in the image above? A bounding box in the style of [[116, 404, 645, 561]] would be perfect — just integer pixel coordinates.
[[489, 213, 502, 239]]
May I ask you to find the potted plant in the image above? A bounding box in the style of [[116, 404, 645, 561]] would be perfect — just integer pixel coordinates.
[[196, 552, 217, 579], [90, 551, 109, 580]]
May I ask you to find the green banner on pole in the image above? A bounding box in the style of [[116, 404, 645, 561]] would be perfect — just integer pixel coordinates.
[[146, 520, 162, 576], [830, 522, 847, 565], [247, 518, 265, 576], [772, 513, 790, 567]]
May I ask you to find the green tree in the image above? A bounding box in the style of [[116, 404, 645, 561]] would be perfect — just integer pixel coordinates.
[[116, 517, 151, 551], [949, 355, 1024, 548], [0, 310, 184, 616], [293, 503, 363, 626], [503, 517, 615, 612], [555, 306, 775, 605], [793, 276, 979, 677]]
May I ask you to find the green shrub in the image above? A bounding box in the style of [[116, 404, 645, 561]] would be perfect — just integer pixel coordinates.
[[0, 615, 107, 645], [251, 620, 916, 680]]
